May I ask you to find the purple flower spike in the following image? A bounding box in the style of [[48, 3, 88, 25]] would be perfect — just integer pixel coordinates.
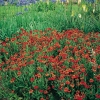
[[0, 0, 4, 5]]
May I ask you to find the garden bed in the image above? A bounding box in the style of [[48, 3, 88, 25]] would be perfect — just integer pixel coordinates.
[[0, 28, 100, 99]]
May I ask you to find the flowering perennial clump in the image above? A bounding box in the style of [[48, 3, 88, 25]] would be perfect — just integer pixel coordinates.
[[0, 28, 100, 99]]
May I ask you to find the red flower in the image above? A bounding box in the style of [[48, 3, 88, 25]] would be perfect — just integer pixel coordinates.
[[54, 42, 60, 48], [95, 74, 100, 81], [80, 68, 86, 73], [34, 86, 39, 90], [37, 67, 44, 72], [95, 94, 100, 99], [80, 81, 89, 88], [0, 48, 7, 53], [89, 78, 94, 83], [47, 86, 51, 90], [84, 54, 89, 59], [64, 29, 81, 38], [30, 77, 34, 82], [48, 46, 54, 52], [0, 68, 2, 71], [59, 52, 67, 59], [64, 87, 71, 93], [40, 97, 45, 100], [0, 62, 5, 67], [1, 41, 6, 46], [27, 60, 34, 65], [52, 85, 55, 89], [17, 71, 21, 76], [10, 78, 16, 83], [65, 80, 70, 85], [48, 77, 56, 81], [71, 74, 79, 79], [43, 90, 48, 94], [98, 65, 100, 69], [10, 37, 16, 42], [39, 90, 44, 93], [35, 73, 41, 78], [95, 46, 100, 53], [29, 89, 33, 94], [74, 94, 84, 100], [5, 37, 9, 42], [46, 28, 52, 31], [76, 97, 83, 100]]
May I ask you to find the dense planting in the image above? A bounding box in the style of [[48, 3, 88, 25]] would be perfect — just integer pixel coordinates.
[[0, 0, 100, 99], [0, 28, 100, 99]]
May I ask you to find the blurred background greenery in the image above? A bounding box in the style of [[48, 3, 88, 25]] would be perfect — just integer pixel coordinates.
[[0, 0, 100, 40]]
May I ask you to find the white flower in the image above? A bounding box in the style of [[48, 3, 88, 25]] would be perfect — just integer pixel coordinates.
[[92, 49, 96, 56], [93, 9, 95, 13], [78, 0, 81, 4], [67, 0, 69, 3], [78, 14, 81, 18], [47, 0, 49, 5], [5, 1, 8, 5]]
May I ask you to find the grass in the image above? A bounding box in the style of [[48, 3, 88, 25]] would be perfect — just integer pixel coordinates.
[[0, 3, 79, 19], [0, 1, 100, 40]]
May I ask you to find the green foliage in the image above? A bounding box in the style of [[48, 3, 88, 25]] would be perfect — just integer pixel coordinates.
[[0, 2, 100, 40]]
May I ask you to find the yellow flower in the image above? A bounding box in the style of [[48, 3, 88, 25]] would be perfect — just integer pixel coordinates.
[[46, 0, 49, 5], [82, 5, 87, 12], [93, 9, 95, 13], [78, 0, 81, 4], [78, 14, 82, 18]]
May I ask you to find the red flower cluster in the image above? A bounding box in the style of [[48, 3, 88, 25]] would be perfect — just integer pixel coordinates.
[[0, 28, 100, 99]]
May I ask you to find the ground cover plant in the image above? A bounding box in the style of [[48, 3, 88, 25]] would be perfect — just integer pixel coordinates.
[[0, 28, 100, 100]]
